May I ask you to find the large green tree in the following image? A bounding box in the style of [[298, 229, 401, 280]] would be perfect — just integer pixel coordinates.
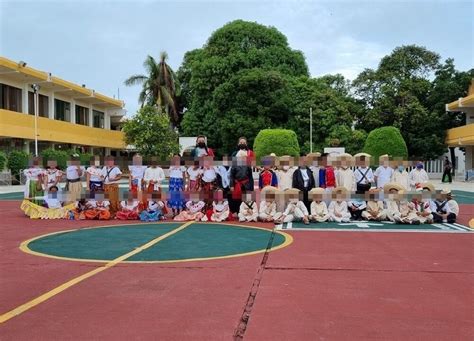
[[125, 52, 180, 126], [178, 20, 361, 155], [122, 106, 180, 158], [353, 45, 472, 159]]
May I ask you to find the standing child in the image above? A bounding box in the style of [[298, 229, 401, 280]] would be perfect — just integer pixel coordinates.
[[391, 162, 410, 190], [101, 156, 122, 216], [238, 192, 258, 222], [186, 161, 202, 191], [143, 158, 165, 193], [276, 155, 296, 191], [309, 187, 330, 223], [336, 153, 355, 192], [374, 154, 394, 190], [409, 162, 429, 190], [86, 156, 104, 193], [128, 154, 147, 195], [44, 160, 63, 191], [354, 153, 374, 194], [23, 157, 44, 205], [259, 156, 278, 189], [211, 189, 230, 222], [328, 187, 351, 223], [167, 155, 186, 217], [276, 188, 310, 225]]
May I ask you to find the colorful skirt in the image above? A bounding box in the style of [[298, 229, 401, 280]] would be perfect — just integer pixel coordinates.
[[21, 199, 75, 219], [168, 177, 185, 210], [89, 181, 104, 192], [139, 210, 162, 222], [27, 180, 44, 205]]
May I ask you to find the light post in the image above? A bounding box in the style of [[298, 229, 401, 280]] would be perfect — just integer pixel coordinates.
[[31, 84, 40, 156]]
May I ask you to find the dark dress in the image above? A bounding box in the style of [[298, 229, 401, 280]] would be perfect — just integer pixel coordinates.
[[292, 167, 315, 211], [229, 149, 255, 213]]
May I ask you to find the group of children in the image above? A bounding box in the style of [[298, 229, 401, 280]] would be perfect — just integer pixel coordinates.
[[20, 152, 459, 226]]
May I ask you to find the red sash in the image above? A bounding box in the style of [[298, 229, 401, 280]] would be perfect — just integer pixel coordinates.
[[232, 178, 249, 200]]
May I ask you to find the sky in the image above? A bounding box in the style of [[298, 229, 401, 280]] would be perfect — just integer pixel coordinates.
[[1, 0, 472, 116]]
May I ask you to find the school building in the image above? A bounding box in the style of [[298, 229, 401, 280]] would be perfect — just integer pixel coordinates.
[[446, 80, 474, 180], [0, 56, 126, 155]]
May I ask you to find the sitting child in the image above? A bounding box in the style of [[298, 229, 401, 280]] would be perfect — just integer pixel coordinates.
[[116, 192, 140, 220], [174, 191, 206, 222], [384, 183, 403, 223], [258, 186, 282, 222], [362, 188, 386, 221], [84, 192, 111, 220], [140, 193, 165, 222], [211, 189, 230, 222], [276, 188, 310, 225], [309, 187, 330, 223], [21, 185, 74, 219], [328, 187, 351, 223], [431, 189, 456, 224], [348, 194, 367, 221], [446, 189, 459, 217], [238, 192, 258, 222], [399, 192, 421, 225], [411, 184, 434, 224]]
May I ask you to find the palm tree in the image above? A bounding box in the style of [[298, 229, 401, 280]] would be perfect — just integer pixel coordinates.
[[125, 52, 180, 126]]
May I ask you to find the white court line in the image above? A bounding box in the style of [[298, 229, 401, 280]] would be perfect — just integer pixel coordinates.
[[275, 227, 470, 233], [445, 223, 471, 232]]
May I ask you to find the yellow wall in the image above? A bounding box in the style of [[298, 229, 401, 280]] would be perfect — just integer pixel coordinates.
[[0, 109, 125, 149], [446, 123, 474, 146]]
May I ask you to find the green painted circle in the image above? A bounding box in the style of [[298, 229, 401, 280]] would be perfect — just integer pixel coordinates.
[[25, 223, 289, 263]]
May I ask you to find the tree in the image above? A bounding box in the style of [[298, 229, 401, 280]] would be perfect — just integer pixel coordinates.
[[122, 106, 180, 158], [253, 129, 300, 160], [0, 151, 6, 171], [7, 151, 29, 184], [363, 127, 408, 162], [125, 52, 180, 126]]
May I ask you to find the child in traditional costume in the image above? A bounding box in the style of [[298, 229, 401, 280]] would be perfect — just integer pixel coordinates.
[[362, 188, 386, 221], [238, 192, 258, 222], [309, 187, 330, 223], [328, 187, 351, 223], [348, 194, 367, 221], [354, 153, 374, 194], [410, 183, 434, 224], [409, 162, 429, 190], [276, 156, 296, 191], [167, 155, 186, 216], [84, 192, 111, 220], [128, 154, 147, 195], [374, 154, 394, 190], [259, 156, 278, 189], [276, 188, 310, 225], [140, 193, 165, 222], [258, 186, 282, 222], [86, 157, 104, 193], [211, 189, 230, 222], [174, 192, 206, 222], [44, 160, 63, 191], [23, 157, 44, 205], [336, 153, 356, 192], [101, 156, 122, 216], [319, 153, 337, 190], [143, 158, 166, 193], [21, 186, 74, 219], [383, 183, 404, 223], [229, 149, 254, 215], [186, 161, 202, 191], [391, 162, 410, 190], [200, 156, 217, 196], [65, 156, 84, 202], [116, 192, 140, 220], [431, 189, 456, 224], [446, 190, 459, 217]]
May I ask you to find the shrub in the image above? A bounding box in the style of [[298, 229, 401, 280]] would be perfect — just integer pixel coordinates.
[[253, 129, 300, 160], [40, 148, 69, 170], [0, 151, 6, 171], [363, 126, 408, 163], [7, 151, 30, 184]]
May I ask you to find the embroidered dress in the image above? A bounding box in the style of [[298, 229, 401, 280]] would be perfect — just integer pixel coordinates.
[[116, 200, 140, 220], [168, 166, 186, 210], [211, 200, 229, 222], [173, 200, 205, 221], [187, 167, 202, 191], [140, 200, 164, 222]]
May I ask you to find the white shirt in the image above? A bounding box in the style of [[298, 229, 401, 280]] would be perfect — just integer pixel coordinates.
[[148, 200, 164, 211], [391, 170, 410, 190], [202, 167, 216, 183], [300, 168, 310, 188], [374, 166, 394, 189], [87, 166, 103, 182], [215, 166, 230, 188], [101, 166, 122, 184], [187, 167, 202, 181], [46, 169, 62, 187], [336, 168, 355, 191], [448, 199, 459, 215], [24, 167, 44, 180], [144, 167, 165, 183], [409, 169, 429, 188], [128, 165, 147, 179], [120, 200, 139, 210], [277, 167, 296, 191], [66, 165, 85, 180], [354, 167, 374, 185], [169, 166, 186, 179]]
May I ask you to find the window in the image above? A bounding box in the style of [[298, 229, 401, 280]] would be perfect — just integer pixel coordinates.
[[28, 92, 49, 117], [75, 105, 89, 125], [92, 110, 104, 128], [0, 83, 22, 113], [54, 99, 71, 122]]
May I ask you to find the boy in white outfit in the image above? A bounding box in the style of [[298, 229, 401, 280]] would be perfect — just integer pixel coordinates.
[[276, 188, 310, 225], [362, 188, 386, 221], [336, 153, 356, 192], [309, 187, 330, 222], [258, 186, 282, 222], [328, 187, 351, 222], [238, 192, 258, 222], [384, 182, 403, 223]]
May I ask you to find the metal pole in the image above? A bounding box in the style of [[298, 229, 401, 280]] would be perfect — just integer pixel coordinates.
[[32, 84, 40, 156], [310, 107, 313, 154]]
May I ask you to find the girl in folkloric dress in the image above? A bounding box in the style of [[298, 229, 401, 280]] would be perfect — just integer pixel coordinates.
[[211, 189, 230, 222], [167, 155, 187, 217], [86, 156, 104, 193], [23, 157, 45, 205], [174, 192, 206, 222], [186, 161, 202, 191]]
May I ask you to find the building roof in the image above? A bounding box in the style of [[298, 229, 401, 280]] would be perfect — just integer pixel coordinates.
[[446, 79, 474, 111], [0, 56, 124, 109]]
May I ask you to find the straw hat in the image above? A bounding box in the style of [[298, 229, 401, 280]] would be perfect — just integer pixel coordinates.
[[333, 186, 348, 195], [309, 187, 325, 195], [261, 186, 278, 194], [354, 152, 371, 158], [420, 182, 435, 192], [383, 182, 404, 193], [441, 188, 453, 196], [284, 188, 300, 195]]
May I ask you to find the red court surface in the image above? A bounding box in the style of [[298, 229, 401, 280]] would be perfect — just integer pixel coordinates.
[[0, 199, 473, 340]]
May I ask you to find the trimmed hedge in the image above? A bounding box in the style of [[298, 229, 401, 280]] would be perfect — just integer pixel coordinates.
[[41, 148, 69, 170], [363, 126, 408, 162], [253, 129, 300, 160]]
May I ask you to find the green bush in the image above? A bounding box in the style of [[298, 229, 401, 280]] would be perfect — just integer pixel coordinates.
[[7, 151, 30, 184], [253, 129, 300, 160], [0, 151, 7, 171], [79, 152, 93, 166], [40, 148, 69, 170], [363, 126, 408, 163]]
